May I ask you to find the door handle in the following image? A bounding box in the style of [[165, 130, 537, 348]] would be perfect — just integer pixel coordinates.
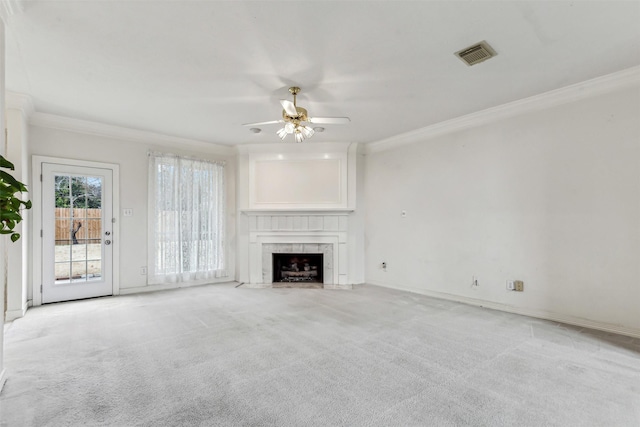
[[105, 240, 111, 245]]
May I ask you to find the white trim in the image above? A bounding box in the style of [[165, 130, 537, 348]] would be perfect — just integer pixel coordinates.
[[29, 112, 235, 156], [5, 301, 28, 321], [6, 91, 34, 118], [366, 65, 640, 154], [242, 209, 353, 215], [119, 280, 235, 296], [31, 157, 43, 306], [368, 281, 640, 339], [0, 368, 6, 394], [0, 0, 23, 23], [347, 143, 358, 210], [31, 156, 120, 306]]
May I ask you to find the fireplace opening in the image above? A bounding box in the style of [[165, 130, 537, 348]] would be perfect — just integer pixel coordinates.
[[272, 253, 324, 283]]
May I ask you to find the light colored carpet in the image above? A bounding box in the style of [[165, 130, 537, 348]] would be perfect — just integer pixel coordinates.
[[1, 283, 639, 426]]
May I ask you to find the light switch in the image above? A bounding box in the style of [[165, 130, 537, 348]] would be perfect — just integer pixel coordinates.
[[123, 208, 133, 217]]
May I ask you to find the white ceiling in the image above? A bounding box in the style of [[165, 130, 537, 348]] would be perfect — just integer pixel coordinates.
[[4, 1, 640, 146]]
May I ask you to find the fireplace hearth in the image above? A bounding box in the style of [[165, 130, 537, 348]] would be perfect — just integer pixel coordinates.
[[272, 253, 324, 284]]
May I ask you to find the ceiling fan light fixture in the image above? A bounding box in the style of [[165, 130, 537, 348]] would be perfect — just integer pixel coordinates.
[[285, 122, 295, 134], [276, 127, 288, 139], [300, 125, 314, 138], [244, 87, 350, 142]]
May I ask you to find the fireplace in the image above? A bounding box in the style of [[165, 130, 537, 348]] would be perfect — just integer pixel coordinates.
[[272, 253, 324, 283], [247, 221, 352, 289]]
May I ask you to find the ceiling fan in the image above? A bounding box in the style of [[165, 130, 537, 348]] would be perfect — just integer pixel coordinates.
[[243, 87, 350, 142]]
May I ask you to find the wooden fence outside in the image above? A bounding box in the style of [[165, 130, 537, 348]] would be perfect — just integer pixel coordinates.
[[55, 208, 102, 244]]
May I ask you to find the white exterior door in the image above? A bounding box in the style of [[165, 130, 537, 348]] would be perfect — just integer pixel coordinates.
[[42, 163, 113, 303]]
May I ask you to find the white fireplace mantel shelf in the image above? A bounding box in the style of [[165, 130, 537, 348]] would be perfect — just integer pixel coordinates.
[[241, 209, 354, 216]]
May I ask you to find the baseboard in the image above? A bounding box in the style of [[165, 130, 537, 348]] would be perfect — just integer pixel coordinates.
[[367, 281, 640, 339], [0, 368, 6, 394], [119, 280, 237, 295], [5, 301, 28, 322]]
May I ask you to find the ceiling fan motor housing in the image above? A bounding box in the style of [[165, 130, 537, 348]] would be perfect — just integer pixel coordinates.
[[282, 106, 308, 123]]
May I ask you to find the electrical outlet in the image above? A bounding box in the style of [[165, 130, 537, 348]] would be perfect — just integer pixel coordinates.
[[382, 262, 387, 271], [140, 266, 147, 275], [471, 276, 479, 287], [514, 280, 524, 292]]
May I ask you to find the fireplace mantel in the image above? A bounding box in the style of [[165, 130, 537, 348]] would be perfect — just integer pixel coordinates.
[[241, 209, 354, 216], [245, 210, 351, 289]]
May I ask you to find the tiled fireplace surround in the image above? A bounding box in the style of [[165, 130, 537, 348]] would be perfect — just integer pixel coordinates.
[[245, 212, 351, 289]]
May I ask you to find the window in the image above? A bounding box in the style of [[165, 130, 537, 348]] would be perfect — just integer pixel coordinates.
[[148, 152, 226, 284]]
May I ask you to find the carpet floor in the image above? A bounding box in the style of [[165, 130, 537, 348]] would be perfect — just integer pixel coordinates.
[[1, 283, 639, 426]]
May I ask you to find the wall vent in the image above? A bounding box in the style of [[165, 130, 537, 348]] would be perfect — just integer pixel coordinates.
[[455, 41, 497, 66]]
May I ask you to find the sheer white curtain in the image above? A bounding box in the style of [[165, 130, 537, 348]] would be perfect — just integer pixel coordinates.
[[148, 152, 226, 284]]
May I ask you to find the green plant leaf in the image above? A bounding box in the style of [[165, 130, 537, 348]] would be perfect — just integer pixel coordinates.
[[0, 170, 27, 192], [1, 156, 31, 244], [0, 211, 21, 221], [0, 155, 15, 170]]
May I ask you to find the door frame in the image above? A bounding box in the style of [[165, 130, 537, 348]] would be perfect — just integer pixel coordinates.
[[32, 156, 120, 306]]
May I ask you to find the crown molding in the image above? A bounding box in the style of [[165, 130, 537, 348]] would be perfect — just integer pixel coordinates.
[[0, 0, 24, 23], [6, 91, 34, 117], [29, 112, 236, 156], [366, 65, 640, 154]]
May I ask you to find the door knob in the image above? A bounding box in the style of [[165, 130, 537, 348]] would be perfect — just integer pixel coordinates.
[[105, 231, 111, 236], [105, 240, 111, 245]]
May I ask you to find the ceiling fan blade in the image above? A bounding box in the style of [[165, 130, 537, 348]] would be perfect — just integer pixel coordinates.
[[242, 120, 284, 126], [307, 117, 351, 124], [280, 100, 298, 117]]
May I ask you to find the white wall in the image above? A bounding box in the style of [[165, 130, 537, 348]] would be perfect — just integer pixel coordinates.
[[364, 84, 640, 335], [28, 125, 236, 298]]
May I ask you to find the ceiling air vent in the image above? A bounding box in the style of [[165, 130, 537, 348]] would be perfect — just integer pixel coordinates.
[[455, 41, 497, 66]]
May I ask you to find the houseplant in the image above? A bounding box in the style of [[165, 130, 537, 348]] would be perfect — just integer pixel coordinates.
[[0, 154, 31, 242]]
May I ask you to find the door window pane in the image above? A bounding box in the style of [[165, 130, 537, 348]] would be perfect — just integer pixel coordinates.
[[54, 174, 104, 283]]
